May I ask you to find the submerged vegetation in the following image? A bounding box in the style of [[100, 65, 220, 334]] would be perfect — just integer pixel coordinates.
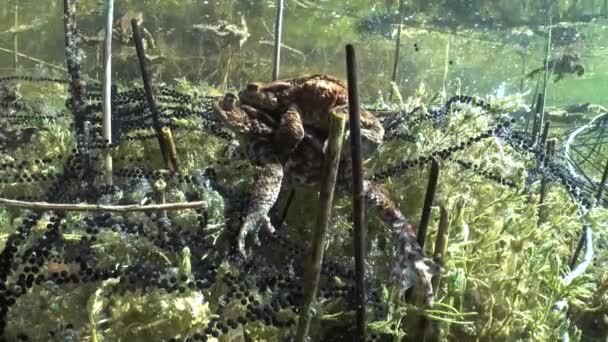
[[0, 0, 607, 341]]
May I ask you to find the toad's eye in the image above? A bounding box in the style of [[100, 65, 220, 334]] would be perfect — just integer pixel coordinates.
[[221, 93, 239, 110], [245, 83, 261, 91]]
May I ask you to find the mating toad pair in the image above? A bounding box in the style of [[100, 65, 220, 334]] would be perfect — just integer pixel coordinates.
[[212, 74, 440, 306]]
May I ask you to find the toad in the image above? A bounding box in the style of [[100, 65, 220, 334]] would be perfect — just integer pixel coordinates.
[[213, 93, 439, 307], [238, 74, 385, 160], [80, 11, 157, 61], [527, 53, 584, 83], [0, 83, 28, 114]]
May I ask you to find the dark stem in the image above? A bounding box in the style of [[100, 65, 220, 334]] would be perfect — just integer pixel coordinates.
[[278, 189, 296, 226], [390, 0, 405, 84], [346, 43, 366, 342], [570, 225, 588, 269], [131, 19, 174, 172], [540, 121, 551, 147], [417, 159, 440, 248], [538, 13, 553, 142], [531, 93, 544, 142]]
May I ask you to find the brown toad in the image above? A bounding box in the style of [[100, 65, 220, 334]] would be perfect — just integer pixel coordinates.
[[213, 93, 439, 307], [238, 74, 385, 159], [80, 11, 158, 62]]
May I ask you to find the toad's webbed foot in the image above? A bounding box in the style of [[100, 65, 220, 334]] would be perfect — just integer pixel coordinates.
[[359, 180, 440, 307], [237, 144, 284, 256]]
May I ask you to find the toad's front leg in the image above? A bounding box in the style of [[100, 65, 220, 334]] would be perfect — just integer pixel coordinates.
[[273, 104, 306, 156], [239, 142, 284, 256]]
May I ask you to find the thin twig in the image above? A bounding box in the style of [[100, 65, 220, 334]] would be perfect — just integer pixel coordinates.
[[0, 198, 207, 212], [295, 111, 346, 342], [346, 43, 367, 341]]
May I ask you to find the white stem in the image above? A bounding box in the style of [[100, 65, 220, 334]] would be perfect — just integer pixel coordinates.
[[102, 0, 114, 185]]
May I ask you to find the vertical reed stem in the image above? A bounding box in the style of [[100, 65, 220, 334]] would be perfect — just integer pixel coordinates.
[[272, 0, 291, 222], [102, 0, 114, 186], [131, 19, 175, 173], [531, 93, 544, 142], [390, 0, 404, 85], [538, 139, 555, 224], [161, 127, 179, 172], [431, 205, 450, 291], [421, 204, 450, 341], [295, 112, 346, 342], [539, 14, 553, 142], [570, 225, 588, 269], [272, 0, 284, 81], [597, 158, 608, 202], [346, 44, 367, 341], [540, 120, 551, 147], [418, 159, 440, 248], [13, 0, 18, 71]]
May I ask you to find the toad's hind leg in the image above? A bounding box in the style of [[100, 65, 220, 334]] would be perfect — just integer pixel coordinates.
[[239, 141, 284, 255], [360, 179, 440, 307]]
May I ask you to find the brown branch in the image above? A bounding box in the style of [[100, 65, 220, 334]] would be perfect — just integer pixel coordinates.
[[0, 198, 206, 212]]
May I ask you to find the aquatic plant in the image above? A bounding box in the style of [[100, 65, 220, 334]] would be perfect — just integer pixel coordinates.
[[0, 74, 605, 341]]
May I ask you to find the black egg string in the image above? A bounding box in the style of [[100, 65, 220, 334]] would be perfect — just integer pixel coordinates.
[[0, 75, 71, 84], [381, 95, 494, 140], [451, 159, 517, 188], [445, 95, 492, 113], [0, 111, 65, 123], [373, 117, 514, 180], [503, 130, 596, 209]]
